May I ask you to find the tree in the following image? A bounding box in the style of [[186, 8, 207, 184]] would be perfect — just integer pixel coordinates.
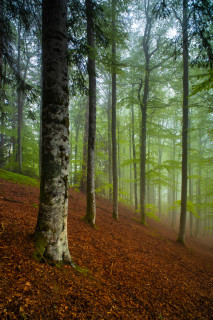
[[177, 0, 189, 245], [84, 0, 97, 227], [80, 99, 89, 193], [111, 0, 118, 220], [34, 0, 74, 265], [138, 0, 163, 225]]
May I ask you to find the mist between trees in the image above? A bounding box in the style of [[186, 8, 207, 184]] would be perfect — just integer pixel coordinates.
[[0, 0, 212, 256]]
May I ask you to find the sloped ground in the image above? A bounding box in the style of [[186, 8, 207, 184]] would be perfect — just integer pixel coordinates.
[[0, 178, 213, 319]]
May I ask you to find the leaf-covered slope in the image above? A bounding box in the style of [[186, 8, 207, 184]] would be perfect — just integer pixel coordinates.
[[0, 177, 213, 319]]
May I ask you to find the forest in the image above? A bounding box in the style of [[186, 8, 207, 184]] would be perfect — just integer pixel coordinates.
[[1, 0, 212, 245], [0, 0, 213, 319]]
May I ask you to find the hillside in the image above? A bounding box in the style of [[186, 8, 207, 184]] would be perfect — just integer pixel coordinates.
[[0, 176, 213, 319]]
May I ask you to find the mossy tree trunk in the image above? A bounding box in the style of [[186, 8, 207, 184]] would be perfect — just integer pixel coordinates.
[[0, 1, 4, 168], [84, 0, 97, 226], [34, 0, 73, 265]]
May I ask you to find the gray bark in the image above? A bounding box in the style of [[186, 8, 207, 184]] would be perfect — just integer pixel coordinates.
[[34, 0, 73, 265]]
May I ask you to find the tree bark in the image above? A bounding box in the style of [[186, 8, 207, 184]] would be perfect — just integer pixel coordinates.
[[84, 0, 96, 226], [112, 0, 118, 220], [74, 123, 79, 184], [131, 100, 138, 213], [80, 99, 89, 193], [34, 0, 73, 265], [177, 0, 189, 245], [0, 2, 3, 167], [17, 19, 22, 173], [107, 87, 112, 200]]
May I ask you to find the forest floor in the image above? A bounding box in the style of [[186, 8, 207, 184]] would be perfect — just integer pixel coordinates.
[[0, 177, 213, 320]]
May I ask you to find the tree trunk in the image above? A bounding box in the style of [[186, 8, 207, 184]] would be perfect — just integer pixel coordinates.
[[158, 134, 162, 218], [74, 124, 79, 184], [84, 0, 96, 226], [177, 0, 189, 245], [140, 42, 150, 225], [0, 2, 4, 168], [34, 0, 73, 265], [17, 19, 22, 173], [129, 133, 133, 206], [80, 99, 89, 193], [112, 0, 118, 220], [107, 87, 112, 201], [131, 101, 138, 213], [188, 111, 193, 237], [171, 125, 176, 229]]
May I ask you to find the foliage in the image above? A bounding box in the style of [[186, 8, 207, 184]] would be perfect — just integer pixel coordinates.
[[0, 169, 39, 187], [171, 200, 199, 219]]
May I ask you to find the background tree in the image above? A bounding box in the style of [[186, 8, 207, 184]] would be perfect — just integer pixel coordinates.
[[84, 0, 97, 227]]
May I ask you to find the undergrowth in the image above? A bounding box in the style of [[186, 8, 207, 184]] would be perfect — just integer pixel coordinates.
[[0, 169, 39, 188]]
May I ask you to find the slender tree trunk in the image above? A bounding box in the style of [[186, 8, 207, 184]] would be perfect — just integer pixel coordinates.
[[112, 0, 118, 220], [177, 0, 189, 245], [84, 0, 96, 226], [147, 135, 150, 208], [171, 130, 176, 229], [188, 111, 193, 237], [195, 166, 201, 237], [129, 133, 133, 206], [140, 99, 147, 225], [158, 137, 162, 218], [131, 101, 138, 213], [17, 19, 22, 173], [80, 99, 89, 193], [74, 124, 79, 184], [139, 3, 153, 225], [195, 132, 202, 238], [107, 88, 112, 201], [34, 0, 73, 265]]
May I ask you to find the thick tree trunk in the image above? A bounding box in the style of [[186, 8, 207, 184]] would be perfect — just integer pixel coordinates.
[[84, 0, 96, 226], [112, 0, 118, 220], [0, 1, 5, 168], [80, 99, 89, 193], [34, 0, 73, 265], [0, 3, 3, 167], [177, 0, 189, 245]]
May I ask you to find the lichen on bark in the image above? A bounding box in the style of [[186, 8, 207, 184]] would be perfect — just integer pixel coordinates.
[[34, 0, 73, 266]]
